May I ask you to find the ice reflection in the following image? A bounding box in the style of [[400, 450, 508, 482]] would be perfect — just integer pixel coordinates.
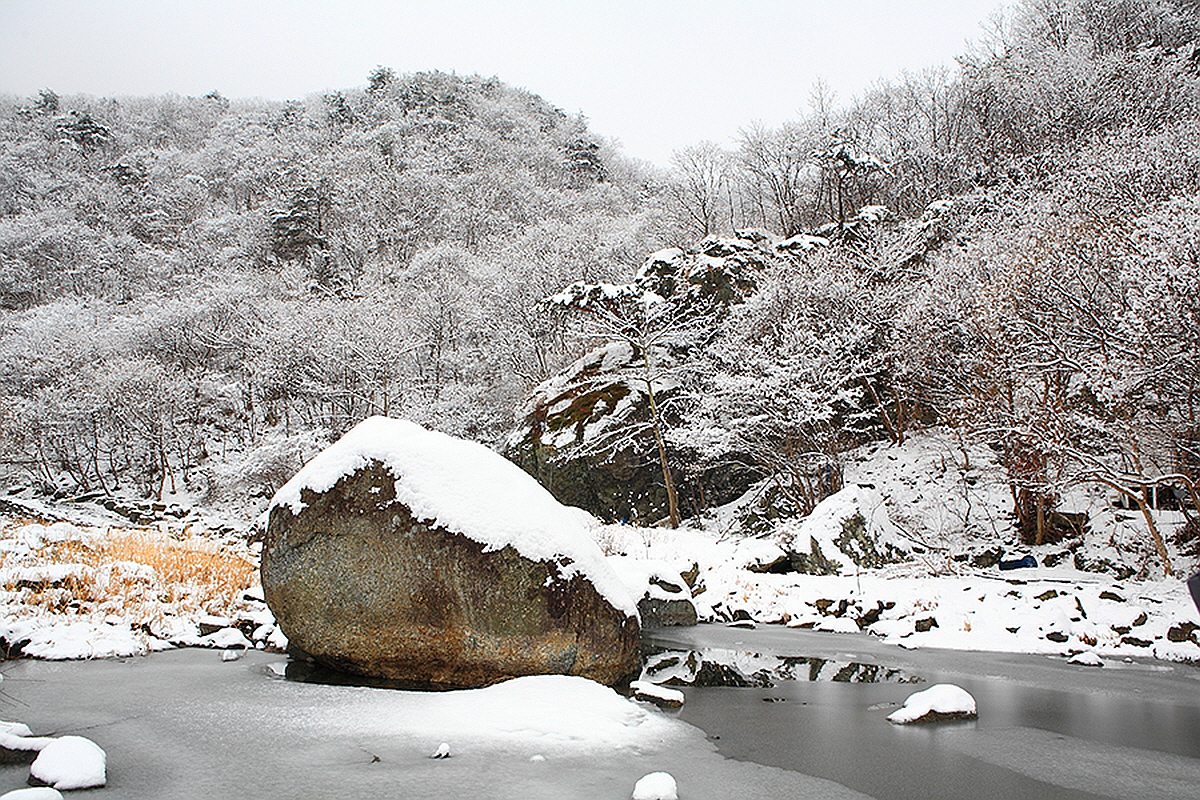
[[641, 646, 923, 687]]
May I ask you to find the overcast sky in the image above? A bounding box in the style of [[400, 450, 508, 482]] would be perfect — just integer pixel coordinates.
[[0, 0, 1004, 165]]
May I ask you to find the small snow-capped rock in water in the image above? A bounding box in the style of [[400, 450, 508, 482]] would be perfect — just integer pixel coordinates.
[[887, 683, 977, 724], [221, 648, 242, 662], [430, 742, 452, 759], [1068, 650, 1105, 667], [530, 754, 546, 762], [29, 735, 106, 789], [632, 771, 678, 800], [0, 788, 65, 800], [631, 680, 685, 709]]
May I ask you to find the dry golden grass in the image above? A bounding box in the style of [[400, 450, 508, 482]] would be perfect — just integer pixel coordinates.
[[3, 525, 257, 621]]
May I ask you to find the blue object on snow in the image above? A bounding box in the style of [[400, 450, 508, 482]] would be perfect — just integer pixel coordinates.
[[999, 555, 1037, 570], [1188, 572, 1200, 615]]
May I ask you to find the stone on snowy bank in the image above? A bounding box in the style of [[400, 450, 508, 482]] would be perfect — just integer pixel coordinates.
[[262, 417, 640, 688], [887, 684, 977, 724]]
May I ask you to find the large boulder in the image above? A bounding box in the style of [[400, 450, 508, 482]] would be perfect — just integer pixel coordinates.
[[262, 417, 640, 688]]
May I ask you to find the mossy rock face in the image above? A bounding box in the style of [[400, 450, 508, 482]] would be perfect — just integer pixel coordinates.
[[788, 537, 844, 576], [261, 460, 641, 688]]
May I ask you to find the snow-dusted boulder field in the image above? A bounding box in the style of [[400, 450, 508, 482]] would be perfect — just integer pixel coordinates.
[[262, 417, 641, 688]]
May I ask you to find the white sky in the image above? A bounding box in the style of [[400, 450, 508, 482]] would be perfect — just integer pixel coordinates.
[[0, 0, 1005, 166]]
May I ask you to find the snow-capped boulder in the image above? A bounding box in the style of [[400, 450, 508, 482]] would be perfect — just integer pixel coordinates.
[[607, 557, 697, 627], [29, 736, 106, 790], [778, 485, 912, 575], [887, 684, 977, 724], [263, 417, 640, 688], [632, 771, 678, 800]]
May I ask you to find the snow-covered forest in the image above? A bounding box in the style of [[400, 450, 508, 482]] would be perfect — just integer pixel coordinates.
[[2, 0, 1199, 578]]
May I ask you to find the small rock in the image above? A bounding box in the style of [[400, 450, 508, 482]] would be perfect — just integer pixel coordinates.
[[529, 754, 546, 763], [1068, 651, 1104, 667], [631, 680, 685, 709], [1045, 632, 1069, 643], [430, 742, 451, 759], [914, 617, 938, 633], [1121, 636, 1153, 648], [1099, 591, 1124, 602], [1132, 612, 1148, 626], [1167, 622, 1198, 643], [632, 771, 678, 800], [887, 683, 977, 724], [221, 649, 242, 662], [1036, 590, 1059, 601]]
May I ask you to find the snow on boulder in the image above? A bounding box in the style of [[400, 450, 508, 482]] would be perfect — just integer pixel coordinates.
[[1068, 650, 1105, 667], [779, 485, 912, 575], [263, 417, 640, 688], [632, 771, 678, 800], [887, 683, 977, 724], [29, 735, 106, 790], [607, 557, 697, 627]]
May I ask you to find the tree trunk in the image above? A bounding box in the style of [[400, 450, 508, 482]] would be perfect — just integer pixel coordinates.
[[642, 352, 680, 529]]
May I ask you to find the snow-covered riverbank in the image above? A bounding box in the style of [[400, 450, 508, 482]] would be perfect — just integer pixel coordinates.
[[2, 429, 1198, 666]]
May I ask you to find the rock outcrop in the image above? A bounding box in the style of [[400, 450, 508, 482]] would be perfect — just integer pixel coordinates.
[[506, 234, 789, 523], [262, 417, 640, 688]]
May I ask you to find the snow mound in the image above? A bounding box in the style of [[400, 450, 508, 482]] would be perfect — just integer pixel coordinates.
[[887, 683, 977, 724], [17, 621, 147, 660], [1068, 650, 1105, 667], [632, 771, 678, 800], [270, 416, 636, 616], [0, 789, 64, 800], [29, 735, 106, 790], [298, 674, 679, 756]]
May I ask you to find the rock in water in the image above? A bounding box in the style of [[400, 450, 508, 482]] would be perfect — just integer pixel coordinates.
[[28, 736, 106, 790], [632, 771, 678, 800], [887, 683, 977, 724], [262, 417, 640, 688]]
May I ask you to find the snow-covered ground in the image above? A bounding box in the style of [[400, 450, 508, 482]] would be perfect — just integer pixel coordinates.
[[596, 429, 1200, 666]]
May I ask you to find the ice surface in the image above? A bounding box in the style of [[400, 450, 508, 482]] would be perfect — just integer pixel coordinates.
[[1, 649, 878, 800], [270, 416, 636, 616], [29, 735, 106, 790], [887, 684, 977, 723]]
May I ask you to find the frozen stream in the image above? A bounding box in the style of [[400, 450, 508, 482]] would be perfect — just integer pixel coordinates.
[[646, 624, 1200, 800], [2, 624, 1199, 799]]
